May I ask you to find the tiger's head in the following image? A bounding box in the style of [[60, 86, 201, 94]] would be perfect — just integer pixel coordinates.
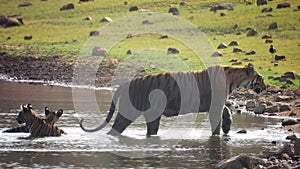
[[44, 107, 63, 125], [17, 104, 35, 124], [225, 63, 266, 94]]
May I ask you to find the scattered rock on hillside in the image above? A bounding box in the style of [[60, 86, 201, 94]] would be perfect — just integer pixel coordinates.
[[233, 24, 238, 29], [275, 96, 293, 102], [220, 12, 226, 17], [277, 3, 291, 9], [18, 1, 32, 7], [261, 34, 272, 39], [79, 0, 93, 2], [262, 7, 272, 13], [232, 62, 242, 65], [229, 58, 238, 62], [89, 31, 99, 36], [100, 17, 112, 22], [24, 36, 32, 40], [217, 43, 227, 49], [167, 47, 179, 54], [265, 105, 278, 113], [269, 22, 278, 29], [256, 0, 267, 6], [1, 17, 24, 27], [126, 50, 135, 55], [233, 48, 243, 53], [210, 3, 234, 12], [265, 39, 273, 43], [247, 29, 258, 36], [245, 50, 256, 55], [60, 3, 74, 11], [92, 47, 107, 56], [168, 7, 179, 15], [142, 19, 152, 24], [254, 104, 266, 114], [160, 35, 168, 39], [282, 71, 296, 79], [280, 105, 291, 112], [129, 6, 138, 12], [246, 101, 256, 111], [275, 55, 286, 61], [211, 51, 223, 57], [237, 129, 247, 134], [83, 16, 92, 21], [228, 41, 239, 46]]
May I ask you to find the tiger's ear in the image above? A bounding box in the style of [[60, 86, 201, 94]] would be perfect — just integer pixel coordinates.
[[27, 104, 33, 109], [57, 109, 63, 117], [246, 63, 254, 75], [45, 107, 50, 116]]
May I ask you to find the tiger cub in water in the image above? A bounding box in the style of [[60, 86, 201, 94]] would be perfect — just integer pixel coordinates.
[[3, 105, 63, 133]]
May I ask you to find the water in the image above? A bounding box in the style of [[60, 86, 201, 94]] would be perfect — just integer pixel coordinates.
[[0, 80, 293, 168]]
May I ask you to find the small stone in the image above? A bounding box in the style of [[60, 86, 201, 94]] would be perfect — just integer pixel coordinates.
[[282, 71, 296, 79], [220, 12, 226, 17], [232, 62, 242, 65], [237, 129, 247, 134], [126, 33, 133, 38], [233, 47, 243, 53], [167, 47, 179, 54], [129, 6, 138, 12], [247, 29, 258, 36], [256, 0, 267, 6], [126, 50, 134, 55], [228, 41, 239, 46], [246, 101, 256, 111], [92, 47, 107, 56], [262, 34, 272, 39], [269, 22, 278, 29], [18, 1, 32, 7], [229, 58, 238, 62], [279, 105, 291, 112], [168, 7, 179, 15], [83, 16, 92, 21], [262, 7, 272, 13], [265, 39, 273, 43], [89, 31, 99, 36], [60, 3, 74, 11], [286, 134, 297, 140], [254, 104, 266, 114], [277, 3, 291, 9], [233, 24, 238, 29], [142, 20, 152, 25], [24, 35, 32, 40], [100, 17, 113, 22], [246, 50, 256, 55], [265, 105, 278, 113], [275, 55, 286, 61], [217, 43, 227, 49], [275, 96, 293, 102], [211, 51, 223, 57], [160, 35, 168, 39]]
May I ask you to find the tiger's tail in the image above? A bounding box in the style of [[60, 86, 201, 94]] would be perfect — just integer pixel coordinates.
[[79, 89, 119, 132]]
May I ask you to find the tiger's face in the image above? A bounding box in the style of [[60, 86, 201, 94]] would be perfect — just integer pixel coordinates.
[[44, 107, 63, 125], [245, 63, 266, 94], [17, 104, 34, 124]]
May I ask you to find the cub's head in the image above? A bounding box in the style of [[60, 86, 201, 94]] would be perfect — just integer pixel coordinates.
[[17, 104, 34, 124], [44, 107, 63, 125]]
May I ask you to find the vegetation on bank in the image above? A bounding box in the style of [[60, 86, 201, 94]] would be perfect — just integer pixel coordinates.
[[0, 0, 299, 87]]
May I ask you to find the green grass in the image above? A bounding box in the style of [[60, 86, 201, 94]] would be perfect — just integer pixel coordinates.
[[0, 0, 299, 87]]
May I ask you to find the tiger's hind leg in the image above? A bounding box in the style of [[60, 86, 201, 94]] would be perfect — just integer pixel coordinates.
[[108, 112, 136, 136], [3, 126, 29, 133], [145, 116, 161, 137]]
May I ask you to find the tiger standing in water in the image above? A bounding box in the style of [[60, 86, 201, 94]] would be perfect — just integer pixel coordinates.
[[17, 104, 66, 138], [80, 63, 266, 136]]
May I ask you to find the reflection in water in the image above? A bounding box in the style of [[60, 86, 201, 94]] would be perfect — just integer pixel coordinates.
[[0, 80, 290, 168]]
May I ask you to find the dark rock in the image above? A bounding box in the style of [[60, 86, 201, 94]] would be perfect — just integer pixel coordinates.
[[79, 0, 93, 2], [262, 7, 272, 13], [246, 101, 256, 111], [4, 18, 24, 27], [233, 24, 238, 29], [168, 7, 179, 15], [277, 3, 291, 9], [237, 129, 247, 134], [220, 12, 226, 17], [265, 39, 273, 43], [126, 33, 133, 38], [129, 6, 138, 12], [282, 119, 297, 126], [275, 96, 293, 102], [18, 1, 32, 7], [167, 47, 179, 54], [210, 3, 235, 12], [142, 20, 152, 24], [126, 50, 134, 55], [282, 71, 296, 79], [269, 22, 278, 29], [232, 62, 242, 65], [92, 47, 107, 56], [217, 43, 227, 49], [60, 3, 74, 11], [24, 36, 32, 40], [179, 1, 186, 6], [254, 105, 266, 114], [279, 105, 291, 112], [216, 154, 265, 169], [265, 105, 278, 113], [89, 31, 99, 36], [233, 48, 243, 53], [160, 35, 168, 39], [262, 34, 272, 39], [229, 58, 238, 62], [247, 29, 258, 36], [211, 51, 223, 57], [228, 41, 239, 46], [256, 0, 267, 6], [275, 55, 286, 61], [83, 16, 92, 21], [286, 135, 297, 141], [246, 50, 256, 55]]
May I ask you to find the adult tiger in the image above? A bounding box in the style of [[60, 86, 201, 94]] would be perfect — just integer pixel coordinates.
[[80, 63, 266, 136], [3, 106, 63, 133], [17, 104, 66, 138]]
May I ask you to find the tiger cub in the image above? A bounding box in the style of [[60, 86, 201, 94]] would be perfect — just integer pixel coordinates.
[[16, 104, 66, 138]]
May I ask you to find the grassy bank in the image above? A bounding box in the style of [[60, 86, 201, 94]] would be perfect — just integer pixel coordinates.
[[0, 0, 299, 87]]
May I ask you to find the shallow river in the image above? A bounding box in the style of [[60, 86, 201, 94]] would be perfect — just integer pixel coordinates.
[[0, 80, 293, 168]]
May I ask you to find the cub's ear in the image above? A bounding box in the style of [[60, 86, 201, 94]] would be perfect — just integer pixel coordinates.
[[246, 63, 254, 75], [57, 109, 63, 117], [45, 107, 50, 116], [27, 104, 33, 109]]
